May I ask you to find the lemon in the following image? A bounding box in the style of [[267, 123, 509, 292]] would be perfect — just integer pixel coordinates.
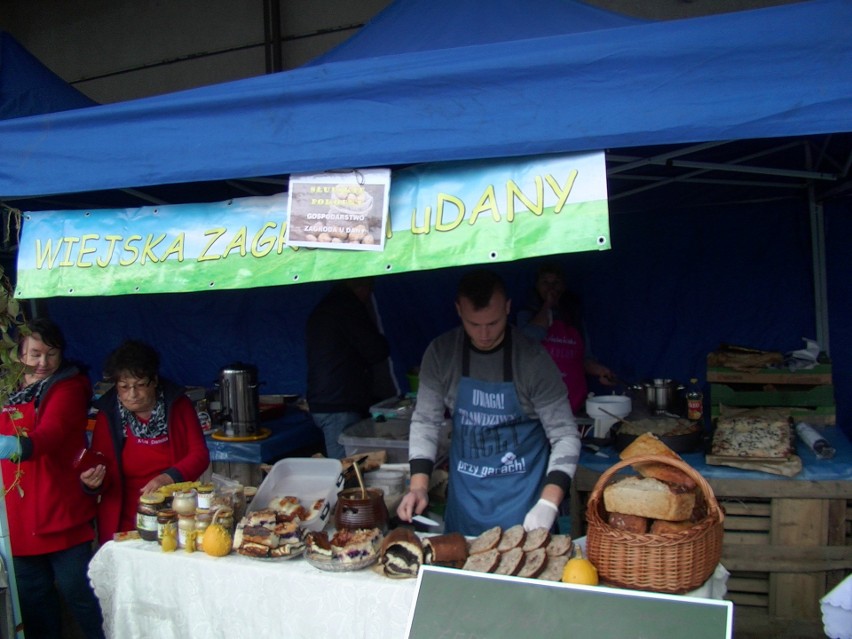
[[203, 523, 232, 558], [561, 546, 599, 586]]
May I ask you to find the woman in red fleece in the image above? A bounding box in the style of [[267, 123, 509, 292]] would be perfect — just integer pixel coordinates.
[[0, 318, 104, 639], [81, 339, 210, 545]]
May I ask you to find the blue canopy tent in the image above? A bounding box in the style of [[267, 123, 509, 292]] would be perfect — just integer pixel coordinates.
[[0, 0, 849, 432], [0, 30, 96, 121]]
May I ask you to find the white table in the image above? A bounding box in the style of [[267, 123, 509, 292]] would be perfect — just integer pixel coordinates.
[[89, 538, 729, 639], [89, 540, 417, 639]]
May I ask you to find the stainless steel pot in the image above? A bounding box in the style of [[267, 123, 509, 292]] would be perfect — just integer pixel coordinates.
[[217, 362, 260, 437], [642, 378, 684, 415]]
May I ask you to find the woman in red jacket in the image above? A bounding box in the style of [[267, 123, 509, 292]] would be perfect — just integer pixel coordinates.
[[0, 318, 104, 639], [81, 339, 210, 545]]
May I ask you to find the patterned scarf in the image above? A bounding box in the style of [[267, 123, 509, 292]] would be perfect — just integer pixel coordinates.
[[6, 376, 51, 407], [120, 388, 168, 439]]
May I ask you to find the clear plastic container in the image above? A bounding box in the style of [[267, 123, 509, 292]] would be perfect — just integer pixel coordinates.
[[338, 418, 451, 464]]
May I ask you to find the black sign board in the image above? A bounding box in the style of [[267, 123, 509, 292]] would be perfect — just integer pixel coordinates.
[[405, 565, 732, 639]]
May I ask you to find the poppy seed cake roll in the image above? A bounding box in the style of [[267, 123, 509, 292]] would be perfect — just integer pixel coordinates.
[[380, 527, 424, 578], [423, 532, 468, 565]]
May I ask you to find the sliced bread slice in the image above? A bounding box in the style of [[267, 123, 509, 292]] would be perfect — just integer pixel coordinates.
[[496, 524, 526, 552], [468, 525, 502, 555]]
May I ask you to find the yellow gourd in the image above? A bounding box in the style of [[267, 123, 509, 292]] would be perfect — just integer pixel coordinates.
[[161, 523, 178, 553], [561, 546, 599, 586], [203, 509, 232, 558], [203, 523, 232, 557]]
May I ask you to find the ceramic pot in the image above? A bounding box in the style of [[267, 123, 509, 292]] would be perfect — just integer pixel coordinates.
[[334, 487, 389, 533]]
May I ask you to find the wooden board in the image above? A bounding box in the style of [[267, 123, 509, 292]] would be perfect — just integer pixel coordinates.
[[704, 454, 802, 477], [706, 365, 833, 385]]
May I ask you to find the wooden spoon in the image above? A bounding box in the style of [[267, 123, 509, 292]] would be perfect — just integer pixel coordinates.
[[599, 407, 633, 425], [351, 456, 367, 500]]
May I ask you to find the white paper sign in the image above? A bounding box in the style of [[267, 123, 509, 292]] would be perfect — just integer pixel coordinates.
[[285, 169, 391, 251]]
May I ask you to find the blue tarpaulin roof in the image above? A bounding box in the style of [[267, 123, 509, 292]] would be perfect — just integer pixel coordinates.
[[0, 0, 849, 200], [1, 0, 851, 439], [0, 30, 96, 120]]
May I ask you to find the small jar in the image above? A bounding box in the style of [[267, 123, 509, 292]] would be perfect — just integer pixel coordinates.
[[172, 489, 198, 516], [136, 493, 166, 541], [194, 512, 212, 551], [156, 509, 177, 545], [177, 514, 196, 548], [212, 507, 234, 535], [196, 484, 215, 510]]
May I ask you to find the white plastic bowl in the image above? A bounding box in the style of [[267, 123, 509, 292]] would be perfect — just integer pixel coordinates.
[[585, 394, 632, 419]]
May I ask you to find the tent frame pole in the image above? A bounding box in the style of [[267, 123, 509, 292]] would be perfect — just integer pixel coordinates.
[[809, 183, 830, 356]]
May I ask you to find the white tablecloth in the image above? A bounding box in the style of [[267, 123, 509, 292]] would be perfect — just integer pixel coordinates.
[[89, 540, 417, 639], [89, 537, 729, 639]]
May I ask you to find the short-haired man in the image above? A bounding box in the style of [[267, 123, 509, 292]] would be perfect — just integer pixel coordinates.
[[398, 269, 581, 535]]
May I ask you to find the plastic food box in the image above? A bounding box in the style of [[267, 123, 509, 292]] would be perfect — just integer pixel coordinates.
[[338, 417, 451, 464], [248, 457, 344, 531], [369, 396, 416, 421]]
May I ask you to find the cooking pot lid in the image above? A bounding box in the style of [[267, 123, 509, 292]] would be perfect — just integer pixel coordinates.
[[220, 362, 258, 375]]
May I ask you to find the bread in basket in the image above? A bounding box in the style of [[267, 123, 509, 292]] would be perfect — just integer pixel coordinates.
[[585, 454, 724, 594]]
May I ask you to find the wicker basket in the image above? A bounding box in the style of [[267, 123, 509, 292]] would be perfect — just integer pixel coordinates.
[[585, 454, 724, 594]]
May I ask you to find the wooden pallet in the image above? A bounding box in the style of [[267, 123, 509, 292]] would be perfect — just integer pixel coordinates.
[[707, 363, 836, 425]]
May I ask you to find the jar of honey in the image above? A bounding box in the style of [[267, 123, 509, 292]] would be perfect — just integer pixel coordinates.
[[172, 489, 198, 516], [194, 512, 212, 551], [196, 484, 215, 510], [137, 493, 166, 541], [177, 514, 196, 548], [156, 509, 177, 545]]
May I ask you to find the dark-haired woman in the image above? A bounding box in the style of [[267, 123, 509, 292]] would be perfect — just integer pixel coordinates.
[[0, 318, 104, 639], [81, 339, 209, 545], [517, 263, 615, 414]]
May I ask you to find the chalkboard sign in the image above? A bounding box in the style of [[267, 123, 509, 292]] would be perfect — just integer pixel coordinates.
[[405, 566, 732, 639]]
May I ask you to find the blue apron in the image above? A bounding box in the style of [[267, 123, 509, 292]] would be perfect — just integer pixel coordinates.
[[444, 333, 549, 536]]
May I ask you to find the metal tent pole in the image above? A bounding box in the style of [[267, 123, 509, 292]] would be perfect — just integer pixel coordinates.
[[808, 183, 830, 355]]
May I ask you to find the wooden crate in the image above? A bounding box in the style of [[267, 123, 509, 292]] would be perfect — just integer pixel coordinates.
[[707, 364, 833, 385], [707, 363, 836, 425]]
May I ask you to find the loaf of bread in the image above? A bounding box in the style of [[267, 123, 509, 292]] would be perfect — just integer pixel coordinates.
[[650, 519, 696, 535], [607, 511, 649, 534], [603, 476, 696, 521], [619, 433, 697, 489], [423, 532, 468, 566]]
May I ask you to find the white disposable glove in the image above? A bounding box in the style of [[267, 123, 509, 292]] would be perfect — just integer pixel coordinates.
[[523, 498, 558, 531]]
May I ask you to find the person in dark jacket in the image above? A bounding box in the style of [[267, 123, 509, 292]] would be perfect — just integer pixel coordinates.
[[0, 317, 104, 639], [306, 278, 398, 458], [80, 339, 209, 545]]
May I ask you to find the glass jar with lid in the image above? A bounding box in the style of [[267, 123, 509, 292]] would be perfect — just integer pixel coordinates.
[[211, 507, 234, 535], [156, 509, 177, 545], [137, 493, 166, 541], [196, 484, 215, 511], [194, 512, 212, 551], [177, 514, 196, 548], [172, 489, 198, 516]]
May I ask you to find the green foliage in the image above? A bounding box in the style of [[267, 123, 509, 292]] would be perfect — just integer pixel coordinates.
[[0, 265, 27, 496], [0, 265, 26, 405]]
